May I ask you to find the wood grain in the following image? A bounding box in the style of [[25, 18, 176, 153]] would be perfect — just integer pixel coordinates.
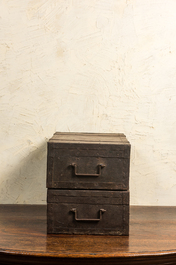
[[0, 205, 176, 264]]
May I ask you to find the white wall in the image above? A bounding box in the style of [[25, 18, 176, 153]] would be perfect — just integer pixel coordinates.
[[0, 0, 176, 205]]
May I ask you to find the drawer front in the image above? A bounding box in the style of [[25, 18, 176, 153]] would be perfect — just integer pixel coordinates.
[[47, 190, 129, 235], [47, 144, 130, 190]]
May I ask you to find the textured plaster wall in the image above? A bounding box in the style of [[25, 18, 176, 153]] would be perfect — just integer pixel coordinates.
[[0, 0, 176, 205]]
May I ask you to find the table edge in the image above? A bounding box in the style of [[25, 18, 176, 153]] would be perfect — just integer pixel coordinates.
[[1, 248, 176, 259]]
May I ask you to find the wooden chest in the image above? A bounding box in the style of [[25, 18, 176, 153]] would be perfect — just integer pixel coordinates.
[[47, 132, 130, 235]]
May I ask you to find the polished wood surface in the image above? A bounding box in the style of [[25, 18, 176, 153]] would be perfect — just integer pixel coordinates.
[[0, 205, 176, 264]]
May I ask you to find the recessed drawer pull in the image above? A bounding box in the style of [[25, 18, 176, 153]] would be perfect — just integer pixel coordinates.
[[70, 208, 106, 222], [70, 163, 105, 177]]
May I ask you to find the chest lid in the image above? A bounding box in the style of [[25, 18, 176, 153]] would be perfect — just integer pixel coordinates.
[[49, 132, 130, 145]]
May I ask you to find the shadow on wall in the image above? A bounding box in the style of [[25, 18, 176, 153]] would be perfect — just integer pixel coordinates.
[[0, 142, 47, 204]]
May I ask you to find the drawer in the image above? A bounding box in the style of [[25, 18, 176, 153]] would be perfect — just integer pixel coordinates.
[[47, 133, 130, 190], [47, 189, 129, 235]]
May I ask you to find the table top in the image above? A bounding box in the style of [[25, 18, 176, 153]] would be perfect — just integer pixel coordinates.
[[0, 205, 176, 264]]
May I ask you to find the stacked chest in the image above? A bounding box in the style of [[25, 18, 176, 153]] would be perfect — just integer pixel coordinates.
[[47, 132, 130, 235]]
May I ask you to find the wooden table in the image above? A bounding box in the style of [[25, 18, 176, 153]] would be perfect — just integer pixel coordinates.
[[0, 205, 176, 264]]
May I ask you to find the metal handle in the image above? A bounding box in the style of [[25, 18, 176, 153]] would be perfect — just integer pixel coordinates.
[[70, 208, 106, 222], [70, 163, 105, 177]]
